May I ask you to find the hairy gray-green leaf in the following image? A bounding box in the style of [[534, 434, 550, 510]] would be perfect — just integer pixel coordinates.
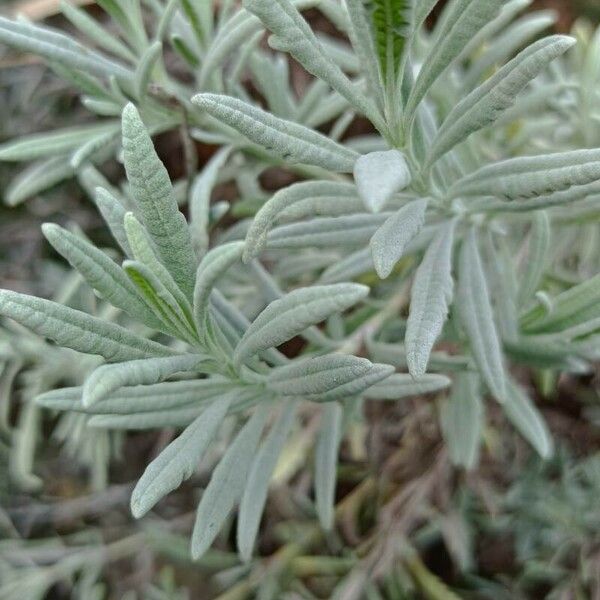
[[243, 0, 381, 126], [345, 0, 384, 106], [267, 213, 392, 249], [0, 16, 131, 79], [193, 242, 245, 329], [405, 220, 456, 378], [36, 378, 234, 414], [371, 198, 428, 279], [267, 354, 393, 400], [354, 150, 412, 213], [237, 400, 298, 561], [190, 147, 233, 257], [122, 103, 196, 299], [503, 378, 553, 458], [244, 181, 358, 262], [191, 404, 270, 559], [456, 229, 507, 402], [518, 211, 550, 307], [429, 36, 576, 166], [441, 371, 483, 469], [405, 0, 504, 122], [521, 272, 600, 334], [314, 402, 342, 530], [89, 406, 205, 429], [82, 354, 206, 407], [0, 290, 175, 362], [0, 123, 119, 162], [42, 223, 162, 331], [131, 396, 232, 518], [233, 284, 369, 367], [124, 260, 197, 342], [452, 147, 600, 202], [364, 373, 452, 399], [92, 187, 132, 257], [192, 94, 359, 172]]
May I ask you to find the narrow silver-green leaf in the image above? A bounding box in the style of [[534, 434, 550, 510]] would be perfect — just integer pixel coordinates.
[[243, 0, 380, 125], [237, 400, 298, 561], [370, 198, 428, 279], [82, 354, 206, 406], [191, 404, 270, 560], [0, 16, 132, 79], [0, 290, 175, 362], [267, 355, 394, 401], [268, 213, 392, 249], [456, 229, 507, 402], [405, 220, 456, 378], [503, 379, 553, 458], [364, 373, 452, 399], [36, 378, 233, 414], [405, 0, 504, 121], [244, 181, 358, 262], [42, 223, 161, 330], [521, 272, 600, 334], [428, 36, 576, 165], [518, 211, 550, 307], [314, 402, 342, 530], [0, 123, 118, 162], [122, 103, 196, 299], [440, 371, 483, 469], [93, 187, 132, 256], [192, 94, 359, 172], [233, 284, 369, 367], [189, 147, 233, 257], [450, 147, 600, 201], [193, 242, 245, 329], [131, 396, 232, 518]]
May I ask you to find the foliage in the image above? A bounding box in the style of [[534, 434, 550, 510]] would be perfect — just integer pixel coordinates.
[[0, 0, 599, 597]]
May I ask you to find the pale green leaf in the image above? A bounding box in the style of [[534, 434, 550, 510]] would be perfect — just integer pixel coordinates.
[[243, 0, 381, 125], [370, 198, 428, 279], [405, 220, 456, 377], [456, 229, 507, 402], [36, 377, 234, 414], [244, 181, 358, 262], [0, 123, 119, 162], [193, 242, 245, 330], [451, 146, 600, 202], [428, 36, 576, 166], [122, 103, 196, 299], [440, 371, 483, 469], [189, 147, 233, 257], [233, 284, 369, 367], [42, 223, 162, 331], [237, 400, 297, 561], [518, 211, 550, 307], [131, 396, 232, 518], [364, 373, 452, 399], [314, 402, 342, 530], [267, 354, 394, 401], [353, 150, 412, 213], [0, 16, 132, 78], [0, 290, 175, 362], [267, 213, 392, 249], [82, 354, 206, 406], [405, 0, 504, 122], [192, 93, 359, 172], [504, 378, 553, 458], [191, 404, 270, 559]]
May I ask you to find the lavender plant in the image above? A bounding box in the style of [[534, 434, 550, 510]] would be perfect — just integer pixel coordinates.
[[0, 0, 599, 572]]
